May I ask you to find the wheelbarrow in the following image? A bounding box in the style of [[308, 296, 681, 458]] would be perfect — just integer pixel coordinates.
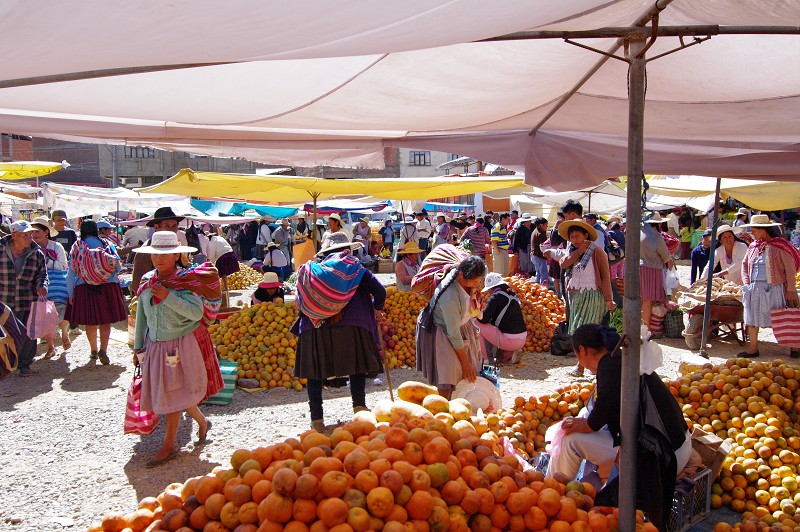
[[683, 299, 745, 350]]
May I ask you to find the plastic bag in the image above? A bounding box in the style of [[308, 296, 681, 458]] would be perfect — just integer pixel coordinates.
[[124, 367, 160, 435], [26, 297, 58, 340], [663, 266, 679, 296], [640, 324, 664, 374]]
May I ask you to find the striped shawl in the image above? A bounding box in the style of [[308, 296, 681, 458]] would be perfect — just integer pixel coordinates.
[[137, 263, 221, 326], [296, 252, 366, 328]]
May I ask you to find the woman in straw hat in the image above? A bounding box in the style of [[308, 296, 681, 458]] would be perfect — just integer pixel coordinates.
[[433, 212, 451, 250], [65, 220, 127, 365], [321, 213, 349, 251], [395, 242, 422, 291], [30, 216, 70, 358], [133, 231, 222, 466], [292, 232, 385, 431], [251, 271, 285, 305], [739, 215, 800, 358], [700, 225, 748, 286], [640, 214, 673, 333], [545, 220, 613, 377]]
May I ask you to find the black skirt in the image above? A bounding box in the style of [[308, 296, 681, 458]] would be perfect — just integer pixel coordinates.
[[293, 325, 382, 380]]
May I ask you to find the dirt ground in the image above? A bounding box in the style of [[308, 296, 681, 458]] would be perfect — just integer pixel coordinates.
[[0, 263, 793, 531]]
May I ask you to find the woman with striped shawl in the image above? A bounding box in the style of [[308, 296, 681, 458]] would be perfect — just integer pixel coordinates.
[[133, 232, 222, 467], [292, 232, 386, 432], [546, 220, 613, 377]]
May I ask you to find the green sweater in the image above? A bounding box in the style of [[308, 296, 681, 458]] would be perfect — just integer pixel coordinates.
[[134, 288, 203, 350]]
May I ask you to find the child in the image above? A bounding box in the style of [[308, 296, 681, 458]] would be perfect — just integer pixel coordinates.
[[251, 272, 285, 305]]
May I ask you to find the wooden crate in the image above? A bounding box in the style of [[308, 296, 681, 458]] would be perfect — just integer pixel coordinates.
[[377, 259, 395, 274]]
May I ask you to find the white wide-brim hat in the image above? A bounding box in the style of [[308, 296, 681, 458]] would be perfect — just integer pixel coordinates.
[[453, 377, 502, 414], [133, 231, 197, 254], [742, 214, 782, 228], [481, 272, 507, 293]]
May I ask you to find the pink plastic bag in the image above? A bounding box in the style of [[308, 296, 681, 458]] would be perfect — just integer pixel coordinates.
[[26, 297, 58, 340], [124, 367, 160, 435]]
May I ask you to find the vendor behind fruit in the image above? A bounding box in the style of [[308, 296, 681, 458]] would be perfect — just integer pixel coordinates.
[[548, 323, 692, 530], [416, 255, 486, 399], [251, 271, 285, 305]]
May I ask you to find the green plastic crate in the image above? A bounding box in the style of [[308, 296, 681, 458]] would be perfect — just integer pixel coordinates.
[[204, 359, 237, 405]]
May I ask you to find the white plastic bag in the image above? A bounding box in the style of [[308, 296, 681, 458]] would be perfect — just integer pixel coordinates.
[[640, 324, 664, 374], [663, 267, 680, 296]]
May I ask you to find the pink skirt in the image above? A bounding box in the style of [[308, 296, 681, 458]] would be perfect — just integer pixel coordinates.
[[640, 266, 667, 304], [193, 326, 224, 402], [140, 332, 208, 415]]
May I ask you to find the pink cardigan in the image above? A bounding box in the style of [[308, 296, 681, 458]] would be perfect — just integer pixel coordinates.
[[742, 244, 798, 299]]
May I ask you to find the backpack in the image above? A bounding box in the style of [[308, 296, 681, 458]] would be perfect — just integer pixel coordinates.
[[71, 239, 119, 285], [598, 226, 624, 264], [185, 223, 201, 251], [411, 244, 469, 300]]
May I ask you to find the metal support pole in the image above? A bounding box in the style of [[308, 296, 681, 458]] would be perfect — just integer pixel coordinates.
[[700, 178, 722, 356], [620, 34, 647, 532], [311, 192, 319, 249], [111, 145, 119, 189]]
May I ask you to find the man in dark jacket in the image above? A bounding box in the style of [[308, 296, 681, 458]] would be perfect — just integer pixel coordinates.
[[512, 213, 533, 275], [0, 221, 48, 376]]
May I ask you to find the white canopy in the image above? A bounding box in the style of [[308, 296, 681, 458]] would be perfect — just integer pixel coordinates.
[[645, 176, 800, 211], [41, 183, 192, 219], [1, 1, 798, 190]]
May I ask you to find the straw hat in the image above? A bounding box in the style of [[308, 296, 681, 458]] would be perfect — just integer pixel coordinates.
[[133, 231, 197, 254], [258, 272, 282, 289], [644, 213, 664, 224], [397, 242, 424, 255], [360, 216, 370, 223], [558, 220, 598, 241], [316, 232, 363, 257], [316, 218, 327, 226], [277, 218, 289, 226], [716, 224, 740, 238], [736, 207, 749, 217], [30, 216, 58, 238], [607, 215, 622, 225], [519, 213, 532, 222], [328, 213, 344, 224], [481, 272, 508, 293], [297, 213, 306, 219], [266, 242, 278, 250], [742, 214, 781, 228]]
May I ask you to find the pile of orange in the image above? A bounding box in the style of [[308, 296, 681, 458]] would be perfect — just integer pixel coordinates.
[[226, 263, 263, 290], [502, 276, 565, 353], [91, 388, 636, 532], [209, 299, 306, 391], [668, 358, 800, 530], [378, 288, 426, 369], [481, 382, 594, 460]]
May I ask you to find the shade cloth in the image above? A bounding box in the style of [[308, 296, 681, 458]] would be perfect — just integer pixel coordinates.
[[137, 169, 524, 203], [41, 183, 191, 219], [0, 161, 67, 181], [645, 176, 800, 211], [0, 1, 797, 190]]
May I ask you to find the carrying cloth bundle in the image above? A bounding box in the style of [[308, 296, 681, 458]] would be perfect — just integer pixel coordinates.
[[295, 252, 366, 328], [69, 239, 120, 285], [137, 263, 222, 326], [0, 303, 27, 380], [411, 244, 469, 300]]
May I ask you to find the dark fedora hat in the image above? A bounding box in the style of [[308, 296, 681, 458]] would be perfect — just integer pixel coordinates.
[[147, 207, 185, 227]]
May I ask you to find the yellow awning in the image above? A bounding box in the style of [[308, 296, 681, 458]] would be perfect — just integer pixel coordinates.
[[645, 177, 800, 211], [137, 169, 525, 203], [0, 161, 67, 181]]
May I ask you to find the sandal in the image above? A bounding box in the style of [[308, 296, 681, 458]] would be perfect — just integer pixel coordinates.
[[98, 349, 110, 365], [568, 364, 584, 378], [44, 347, 56, 360], [90, 350, 98, 361], [737, 350, 760, 358], [62, 336, 71, 350], [146, 450, 178, 468], [196, 419, 213, 444]]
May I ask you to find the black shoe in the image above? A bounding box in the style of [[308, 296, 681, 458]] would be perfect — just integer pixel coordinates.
[[791, 350, 800, 359], [97, 349, 110, 365], [738, 350, 760, 358], [19, 367, 32, 377]]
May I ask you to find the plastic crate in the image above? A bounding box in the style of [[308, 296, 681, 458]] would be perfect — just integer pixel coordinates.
[[666, 468, 712, 532]]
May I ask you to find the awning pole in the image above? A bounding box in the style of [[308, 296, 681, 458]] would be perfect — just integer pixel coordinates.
[[619, 34, 647, 532], [700, 178, 722, 356], [588, 192, 592, 213], [311, 192, 319, 248]]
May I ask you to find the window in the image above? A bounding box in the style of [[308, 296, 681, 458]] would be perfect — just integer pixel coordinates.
[[448, 153, 462, 161], [124, 146, 155, 158], [187, 152, 207, 159], [409, 150, 431, 166]]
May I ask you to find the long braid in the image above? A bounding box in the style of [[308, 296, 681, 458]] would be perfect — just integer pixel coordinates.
[[429, 268, 459, 313]]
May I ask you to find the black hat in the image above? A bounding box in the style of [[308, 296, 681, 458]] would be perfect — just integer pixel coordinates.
[[147, 207, 185, 227]]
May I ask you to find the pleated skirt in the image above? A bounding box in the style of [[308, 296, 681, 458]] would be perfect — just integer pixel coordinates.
[[65, 282, 127, 325], [140, 333, 208, 415], [293, 325, 382, 380], [215, 252, 240, 277], [567, 289, 606, 335], [743, 281, 786, 328], [640, 265, 667, 304]]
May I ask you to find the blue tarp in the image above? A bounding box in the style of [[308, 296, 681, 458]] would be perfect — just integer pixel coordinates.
[[192, 199, 297, 218]]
